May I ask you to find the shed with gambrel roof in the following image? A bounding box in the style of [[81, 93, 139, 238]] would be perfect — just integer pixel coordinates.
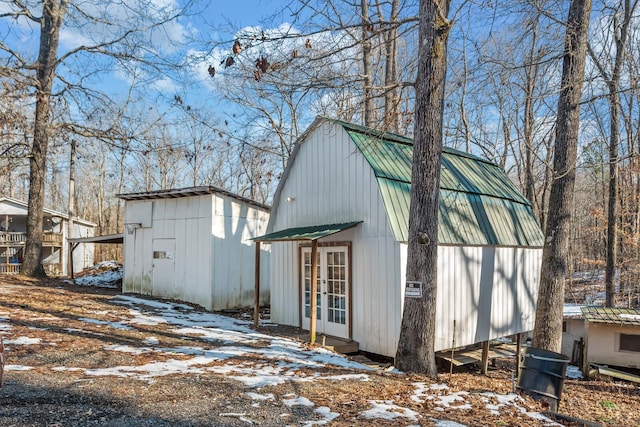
[[255, 117, 544, 356]]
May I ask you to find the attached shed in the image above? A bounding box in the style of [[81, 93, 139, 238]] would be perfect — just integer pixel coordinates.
[[117, 186, 270, 311], [561, 304, 587, 363], [581, 307, 640, 371], [256, 117, 544, 357], [0, 196, 95, 275]]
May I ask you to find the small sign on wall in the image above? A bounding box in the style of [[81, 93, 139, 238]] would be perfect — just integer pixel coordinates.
[[405, 281, 423, 298]]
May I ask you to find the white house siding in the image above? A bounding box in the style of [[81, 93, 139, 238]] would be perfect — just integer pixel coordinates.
[[211, 193, 270, 310], [123, 192, 270, 312], [585, 323, 640, 369], [561, 318, 585, 359], [62, 221, 95, 274], [123, 196, 213, 307], [269, 121, 403, 356], [399, 244, 542, 354]]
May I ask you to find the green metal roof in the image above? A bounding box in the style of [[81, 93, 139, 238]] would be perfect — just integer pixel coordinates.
[[581, 307, 640, 326], [335, 119, 543, 247], [253, 221, 362, 242]]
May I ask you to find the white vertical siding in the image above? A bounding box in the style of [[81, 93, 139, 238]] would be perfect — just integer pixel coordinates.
[[269, 121, 402, 356], [561, 318, 585, 358], [211, 193, 270, 310], [397, 245, 542, 354], [123, 194, 269, 311], [431, 245, 542, 352]]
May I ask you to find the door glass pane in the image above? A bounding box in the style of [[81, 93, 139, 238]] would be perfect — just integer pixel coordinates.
[[326, 251, 346, 325]]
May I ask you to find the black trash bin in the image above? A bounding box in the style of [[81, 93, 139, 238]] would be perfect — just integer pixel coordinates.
[[517, 346, 569, 412]]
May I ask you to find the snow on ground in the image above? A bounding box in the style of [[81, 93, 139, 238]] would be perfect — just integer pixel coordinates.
[[0, 286, 564, 426], [65, 261, 123, 288]]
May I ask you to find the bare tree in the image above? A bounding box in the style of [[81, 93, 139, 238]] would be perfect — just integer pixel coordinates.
[[395, 0, 452, 376], [533, 0, 592, 352], [0, 0, 194, 276], [587, 0, 639, 307]]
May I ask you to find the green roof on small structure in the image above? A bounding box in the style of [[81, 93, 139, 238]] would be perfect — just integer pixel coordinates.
[[581, 307, 640, 326], [334, 119, 544, 247]]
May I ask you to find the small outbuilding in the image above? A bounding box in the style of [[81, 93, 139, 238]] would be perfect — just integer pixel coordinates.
[[255, 117, 544, 357], [118, 186, 270, 311], [580, 307, 640, 372], [0, 196, 95, 275]]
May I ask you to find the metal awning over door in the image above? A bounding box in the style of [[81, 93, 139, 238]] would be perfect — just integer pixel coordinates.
[[252, 221, 362, 242]]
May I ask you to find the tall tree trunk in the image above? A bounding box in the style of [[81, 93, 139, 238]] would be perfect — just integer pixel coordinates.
[[395, 0, 451, 376], [380, 0, 400, 132], [22, 0, 68, 277], [532, 0, 591, 352], [601, 0, 637, 307], [361, 0, 375, 127]]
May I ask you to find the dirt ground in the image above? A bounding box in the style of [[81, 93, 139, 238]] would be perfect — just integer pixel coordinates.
[[0, 275, 639, 426]]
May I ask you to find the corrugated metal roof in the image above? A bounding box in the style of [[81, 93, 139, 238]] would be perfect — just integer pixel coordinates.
[[334, 119, 543, 247], [253, 221, 362, 242], [116, 186, 270, 212], [581, 307, 640, 326]]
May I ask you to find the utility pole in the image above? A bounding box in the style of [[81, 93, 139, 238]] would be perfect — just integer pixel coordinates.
[[67, 139, 76, 278]]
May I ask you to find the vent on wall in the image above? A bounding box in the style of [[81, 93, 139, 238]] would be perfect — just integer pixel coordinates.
[[125, 223, 142, 235]]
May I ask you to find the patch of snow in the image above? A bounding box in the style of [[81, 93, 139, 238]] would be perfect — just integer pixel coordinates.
[[620, 313, 640, 321], [431, 420, 468, 427], [245, 392, 274, 400], [104, 344, 153, 354], [436, 392, 472, 410], [4, 365, 33, 371], [563, 304, 585, 318], [142, 337, 160, 345], [303, 406, 340, 426], [283, 396, 315, 407], [4, 336, 42, 345], [361, 400, 419, 422], [566, 365, 583, 379], [78, 318, 132, 330]]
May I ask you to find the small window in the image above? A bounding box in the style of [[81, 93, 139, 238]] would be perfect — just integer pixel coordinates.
[[562, 321, 567, 333], [619, 333, 640, 353], [153, 251, 166, 259]]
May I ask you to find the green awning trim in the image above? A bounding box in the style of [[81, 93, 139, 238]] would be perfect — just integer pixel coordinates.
[[253, 221, 362, 242]]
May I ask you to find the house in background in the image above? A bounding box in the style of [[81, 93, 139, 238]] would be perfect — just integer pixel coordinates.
[[117, 186, 270, 311], [561, 306, 640, 374], [255, 117, 544, 357], [0, 196, 95, 275]]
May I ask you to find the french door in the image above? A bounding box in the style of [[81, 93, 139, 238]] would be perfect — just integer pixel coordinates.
[[301, 246, 349, 338]]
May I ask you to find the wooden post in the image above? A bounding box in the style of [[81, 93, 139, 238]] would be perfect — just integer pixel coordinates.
[[481, 340, 490, 374], [515, 333, 522, 375], [4, 215, 8, 267], [309, 239, 318, 344], [253, 241, 261, 329], [69, 243, 75, 279]]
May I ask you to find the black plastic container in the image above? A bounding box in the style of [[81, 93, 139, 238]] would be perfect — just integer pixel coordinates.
[[517, 346, 570, 412]]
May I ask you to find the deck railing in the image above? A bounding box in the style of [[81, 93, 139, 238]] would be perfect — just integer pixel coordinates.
[[0, 232, 63, 245], [0, 232, 26, 243], [0, 263, 62, 275], [0, 264, 21, 274]]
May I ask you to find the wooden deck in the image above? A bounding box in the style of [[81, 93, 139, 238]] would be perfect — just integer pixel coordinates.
[[436, 341, 518, 367], [287, 331, 359, 354]]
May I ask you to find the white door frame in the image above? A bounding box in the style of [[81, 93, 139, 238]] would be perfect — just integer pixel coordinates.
[[299, 242, 351, 339]]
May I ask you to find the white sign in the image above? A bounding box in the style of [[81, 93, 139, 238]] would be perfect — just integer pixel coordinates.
[[405, 281, 423, 298]]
